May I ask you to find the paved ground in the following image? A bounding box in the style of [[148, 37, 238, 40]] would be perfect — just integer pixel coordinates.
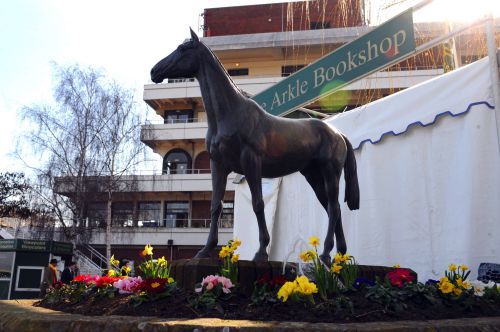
[[1, 300, 500, 332]]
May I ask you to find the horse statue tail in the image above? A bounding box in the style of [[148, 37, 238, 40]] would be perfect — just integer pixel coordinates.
[[342, 134, 360, 210]]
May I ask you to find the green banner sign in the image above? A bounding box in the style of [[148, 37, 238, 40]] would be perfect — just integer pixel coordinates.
[[16, 239, 51, 252], [252, 9, 415, 116], [51, 241, 73, 255]]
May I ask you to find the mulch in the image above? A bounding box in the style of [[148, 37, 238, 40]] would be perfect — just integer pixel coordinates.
[[37, 288, 500, 324]]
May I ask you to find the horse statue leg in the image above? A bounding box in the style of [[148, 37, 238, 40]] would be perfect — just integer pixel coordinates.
[[241, 150, 270, 261], [319, 163, 343, 265], [194, 160, 229, 258]]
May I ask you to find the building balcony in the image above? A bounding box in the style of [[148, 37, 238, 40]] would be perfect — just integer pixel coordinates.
[[86, 226, 233, 246], [140, 119, 208, 147], [54, 173, 236, 195], [143, 69, 443, 114]]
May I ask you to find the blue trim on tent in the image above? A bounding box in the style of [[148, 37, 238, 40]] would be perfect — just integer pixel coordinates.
[[354, 101, 495, 150]]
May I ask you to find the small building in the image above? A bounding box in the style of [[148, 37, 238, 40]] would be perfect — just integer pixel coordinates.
[[0, 239, 73, 299]]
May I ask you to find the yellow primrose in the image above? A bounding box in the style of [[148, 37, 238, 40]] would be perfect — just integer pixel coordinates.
[[158, 256, 167, 267], [448, 264, 457, 272], [151, 282, 160, 289], [231, 254, 240, 263], [309, 236, 320, 247], [277, 281, 296, 302], [107, 269, 116, 277], [393, 264, 400, 268], [453, 287, 462, 296], [331, 264, 343, 274], [439, 281, 454, 294], [295, 275, 318, 295], [167, 277, 174, 284]]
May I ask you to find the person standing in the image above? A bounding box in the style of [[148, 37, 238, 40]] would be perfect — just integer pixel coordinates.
[[40, 258, 58, 297], [61, 261, 76, 284]]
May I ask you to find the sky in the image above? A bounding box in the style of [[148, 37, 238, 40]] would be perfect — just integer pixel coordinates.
[[0, 0, 290, 173], [0, 0, 496, 173]]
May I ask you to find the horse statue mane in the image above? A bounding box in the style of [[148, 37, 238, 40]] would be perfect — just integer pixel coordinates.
[[151, 28, 359, 263]]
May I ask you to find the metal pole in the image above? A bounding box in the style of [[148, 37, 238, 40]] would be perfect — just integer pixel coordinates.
[[485, 13, 500, 152]]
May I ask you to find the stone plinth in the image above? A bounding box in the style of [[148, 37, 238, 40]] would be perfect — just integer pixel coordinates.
[[169, 259, 417, 294]]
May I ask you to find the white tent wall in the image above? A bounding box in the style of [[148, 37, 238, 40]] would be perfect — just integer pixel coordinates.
[[234, 57, 500, 281]]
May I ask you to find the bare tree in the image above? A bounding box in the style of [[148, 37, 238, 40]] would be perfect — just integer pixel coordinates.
[[17, 64, 145, 256]]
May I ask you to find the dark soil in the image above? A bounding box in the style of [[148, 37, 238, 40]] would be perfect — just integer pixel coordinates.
[[36, 288, 500, 324]]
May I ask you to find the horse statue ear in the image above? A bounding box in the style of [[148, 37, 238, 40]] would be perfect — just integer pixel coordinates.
[[190, 27, 199, 43]]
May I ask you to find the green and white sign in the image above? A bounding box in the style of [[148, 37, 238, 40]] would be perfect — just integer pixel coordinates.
[[252, 9, 416, 116]]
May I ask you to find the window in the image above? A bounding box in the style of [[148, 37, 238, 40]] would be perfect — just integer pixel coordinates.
[[220, 201, 234, 228], [137, 201, 161, 227], [112, 202, 133, 227], [165, 202, 189, 228], [164, 109, 194, 124], [310, 21, 331, 30], [167, 78, 195, 83], [163, 149, 192, 174], [86, 202, 107, 228], [15, 266, 44, 291], [228, 68, 249, 76], [281, 65, 305, 77]]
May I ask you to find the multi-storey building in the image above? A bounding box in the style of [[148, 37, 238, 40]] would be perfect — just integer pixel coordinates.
[[52, 0, 493, 265]]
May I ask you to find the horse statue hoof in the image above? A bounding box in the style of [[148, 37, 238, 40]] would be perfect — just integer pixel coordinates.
[[194, 249, 211, 259]]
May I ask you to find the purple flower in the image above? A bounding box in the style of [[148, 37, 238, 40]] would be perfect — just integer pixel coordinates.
[[353, 277, 375, 289]]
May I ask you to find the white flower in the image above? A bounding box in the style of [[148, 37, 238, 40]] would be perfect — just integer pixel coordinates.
[[469, 280, 498, 296]]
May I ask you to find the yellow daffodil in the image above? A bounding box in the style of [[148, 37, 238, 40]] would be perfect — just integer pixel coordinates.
[[393, 264, 401, 268], [151, 282, 160, 289], [309, 236, 320, 247], [231, 239, 241, 249], [439, 281, 454, 294], [460, 264, 468, 271], [167, 277, 174, 284], [158, 256, 167, 267], [231, 254, 239, 263], [121, 265, 131, 275], [299, 250, 313, 262], [334, 252, 349, 264], [142, 244, 153, 257], [219, 245, 231, 259], [331, 263, 343, 274], [110, 254, 120, 267], [448, 264, 457, 272]]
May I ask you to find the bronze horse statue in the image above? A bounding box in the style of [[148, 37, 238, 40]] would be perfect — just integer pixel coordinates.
[[151, 28, 359, 263]]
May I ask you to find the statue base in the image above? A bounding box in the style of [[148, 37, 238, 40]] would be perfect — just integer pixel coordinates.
[[169, 259, 417, 294]]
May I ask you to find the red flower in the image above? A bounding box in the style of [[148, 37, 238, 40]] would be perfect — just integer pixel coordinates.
[[72, 274, 98, 284], [95, 276, 122, 288], [270, 275, 287, 287], [140, 278, 169, 294], [387, 268, 415, 287]]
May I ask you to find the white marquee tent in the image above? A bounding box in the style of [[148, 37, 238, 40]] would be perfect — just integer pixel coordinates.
[[234, 57, 500, 281]]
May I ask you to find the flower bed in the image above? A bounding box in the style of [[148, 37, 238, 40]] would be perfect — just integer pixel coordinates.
[[37, 240, 500, 324]]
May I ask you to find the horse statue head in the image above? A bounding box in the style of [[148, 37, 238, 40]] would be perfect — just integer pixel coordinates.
[[151, 28, 201, 83]]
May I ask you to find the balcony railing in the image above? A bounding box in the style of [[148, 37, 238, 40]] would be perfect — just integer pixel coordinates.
[[144, 118, 207, 125], [86, 218, 234, 229]]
